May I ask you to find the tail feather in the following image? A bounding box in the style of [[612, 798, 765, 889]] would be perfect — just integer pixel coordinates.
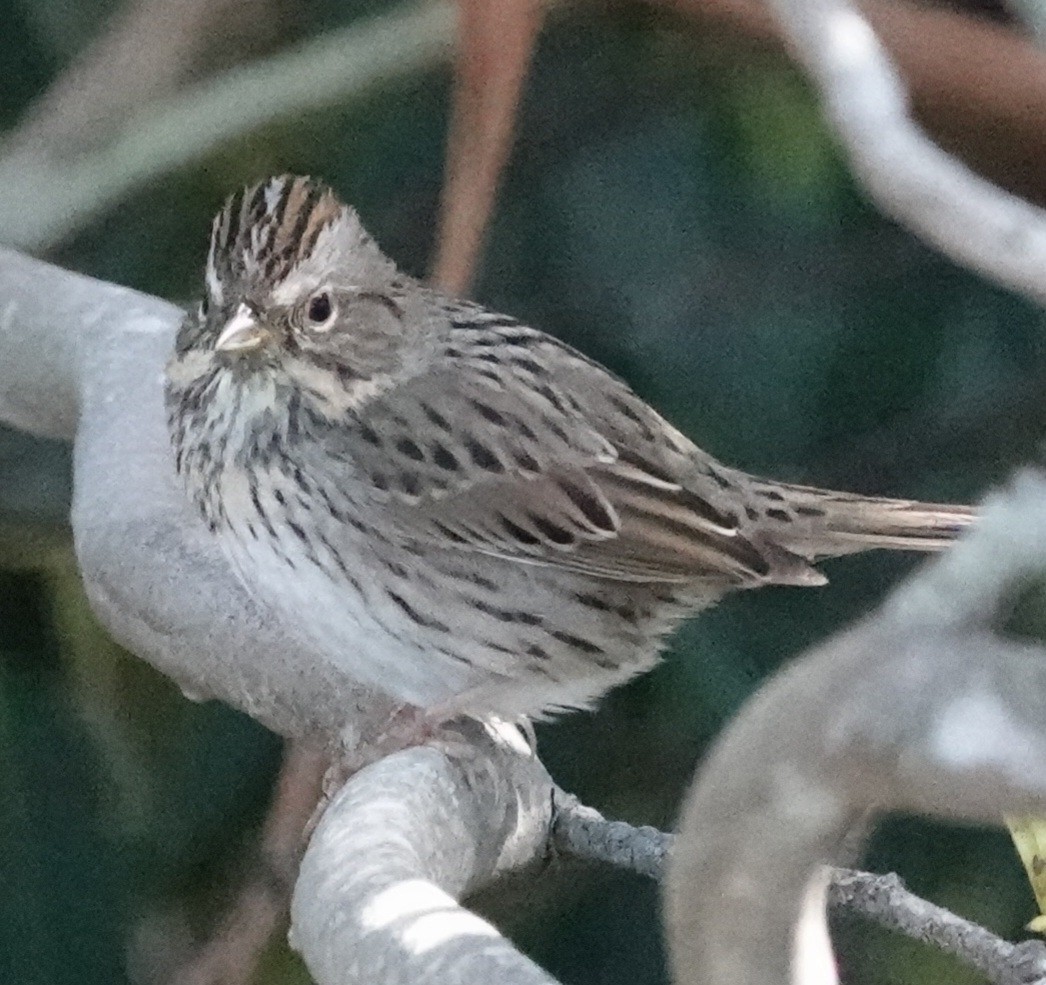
[[748, 479, 975, 561]]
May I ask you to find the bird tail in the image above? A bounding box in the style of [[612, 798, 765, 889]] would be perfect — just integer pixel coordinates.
[[748, 479, 976, 560]]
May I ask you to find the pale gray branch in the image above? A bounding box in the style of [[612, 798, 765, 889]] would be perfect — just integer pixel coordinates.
[[0, 1, 454, 251], [552, 797, 1046, 985], [0, 246, 390, 740], [291, 720, 558, 985], [661, 0, 1046, 981], [766, 0, 1046, 306], [665, 484, 1046, 985], [0, 247, 572, 984], [4, 0, 276, 159]]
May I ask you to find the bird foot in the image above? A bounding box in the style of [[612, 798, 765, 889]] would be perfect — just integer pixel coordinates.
[[305, 708, 536, 843]]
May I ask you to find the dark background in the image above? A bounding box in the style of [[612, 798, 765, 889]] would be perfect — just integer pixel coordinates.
[[1, 2, 1042, 983]]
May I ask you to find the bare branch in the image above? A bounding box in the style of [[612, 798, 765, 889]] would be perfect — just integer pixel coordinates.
[[0, 2, 454, 251], [655, 0, 1046, 978], [762, 0, 1046, 305], [0, 246, 392, 741], [0, 248, 90, 439], [4, 237, 1043, 983], [551, 794, 671, 880], [4, 0, 276, 160], [0, 248, 570, 984], [290, 720, 559, 985], [665, 477, 1046, 985], [9, 0, 1046, 973], [11, 0, 1046, 259], [552, 796, 1046, 985], [829, 869, 1046, 985]]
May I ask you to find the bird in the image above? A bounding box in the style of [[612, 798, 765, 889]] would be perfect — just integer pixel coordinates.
[[165, 174, 974, 726]]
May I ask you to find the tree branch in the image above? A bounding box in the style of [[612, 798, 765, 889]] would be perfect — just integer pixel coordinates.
[[553, 797, 1046, 985], [0, 246, 572, 985], [551, 795, 671, 880], [6, 0, 1046, 977], [665, 475, 1046, 985], [828, 869, 1046, 985], [666, 0, 1046, 214], [0, 246, 393, 740], [290, 720, 558, 985], [9, 0, 1046, 260], [655, 0, 1046, 979], [764, 0, 1046, 305], [430, 0, 545, 295], [0, 1, 454, 251]]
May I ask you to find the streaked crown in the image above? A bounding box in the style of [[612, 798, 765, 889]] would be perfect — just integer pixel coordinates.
[[204, 175, 386, 304], [206, 175, 341, 297]]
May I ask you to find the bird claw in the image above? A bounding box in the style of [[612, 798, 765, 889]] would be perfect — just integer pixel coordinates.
[[304, 709, 536, 844]]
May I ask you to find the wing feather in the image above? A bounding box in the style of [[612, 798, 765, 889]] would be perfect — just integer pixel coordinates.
[[326, 319, 817, 587]]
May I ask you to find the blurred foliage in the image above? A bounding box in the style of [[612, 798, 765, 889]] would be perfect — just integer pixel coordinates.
[[2, 1, 1044, 984]]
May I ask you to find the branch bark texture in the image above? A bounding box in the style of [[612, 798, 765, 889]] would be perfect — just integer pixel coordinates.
[[291, 721, 557, 985], [8, 0, 1046, 969]]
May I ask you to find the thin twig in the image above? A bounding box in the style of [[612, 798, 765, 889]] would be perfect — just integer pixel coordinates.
[[829, 869, 1046, 985], [551, 793, 672, 880], [430, 0, 545, 294], [553, 796, 1046, 985]]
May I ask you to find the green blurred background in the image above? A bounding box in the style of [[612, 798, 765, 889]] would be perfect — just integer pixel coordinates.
[[2, 1, 1043, 983]]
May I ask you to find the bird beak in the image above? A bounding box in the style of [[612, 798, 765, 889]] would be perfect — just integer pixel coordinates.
[[215, 304, 268, 354]]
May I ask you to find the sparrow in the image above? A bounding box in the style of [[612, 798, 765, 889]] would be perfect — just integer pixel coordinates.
[[165, 175, 973, 724]]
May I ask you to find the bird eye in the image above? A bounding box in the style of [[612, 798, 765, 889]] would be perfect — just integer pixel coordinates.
[[306, 292, 333, 326]]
